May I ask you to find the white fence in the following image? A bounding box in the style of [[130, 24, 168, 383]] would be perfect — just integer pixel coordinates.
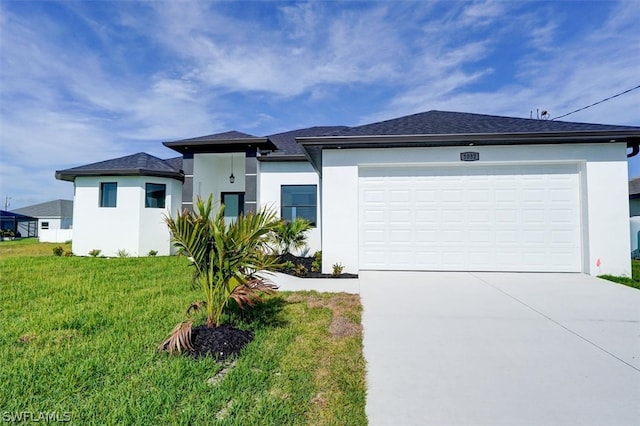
[[39, 229, 73, 243]]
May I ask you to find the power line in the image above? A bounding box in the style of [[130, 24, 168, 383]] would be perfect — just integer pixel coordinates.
[[551, 84, 640, 120]]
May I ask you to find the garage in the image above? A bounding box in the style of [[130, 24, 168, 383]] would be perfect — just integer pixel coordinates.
[[359, 163, 583, 272]]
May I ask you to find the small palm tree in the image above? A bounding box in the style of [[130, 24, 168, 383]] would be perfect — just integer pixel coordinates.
[[273, 217, 312, 255], [160, 196, 280, 353]]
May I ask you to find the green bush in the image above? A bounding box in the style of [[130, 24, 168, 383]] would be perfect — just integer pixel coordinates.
[[281, 260, 295, 272], [147, 250, 158, 257], [88, 249, 101, 257], [294, 264, 308, 277], [52, 246, 64, 256], [311, 260, 321, 273], [332, 263, 344, 277]]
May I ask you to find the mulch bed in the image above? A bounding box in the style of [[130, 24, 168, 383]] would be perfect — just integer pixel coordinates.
[[276, 253, 358, 279], [189, 324, 254, 360]]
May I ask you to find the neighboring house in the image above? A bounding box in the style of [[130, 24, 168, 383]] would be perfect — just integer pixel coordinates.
[[56, 110, 640, 276], [12, 199, 73, 242]]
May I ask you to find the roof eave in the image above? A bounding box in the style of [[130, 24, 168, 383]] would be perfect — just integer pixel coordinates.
[[297, 129, 640, 175], [257, 154, 309, 162], [55, 169, 184, 182], [162, 137, 277, 154]]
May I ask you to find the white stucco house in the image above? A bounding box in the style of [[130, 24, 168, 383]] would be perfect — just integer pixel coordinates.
[[56, 110, 640, 276], [12, 199, 73, 242]]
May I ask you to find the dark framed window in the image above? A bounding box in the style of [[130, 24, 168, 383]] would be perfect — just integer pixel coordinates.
[[145, 183, 166, 208], [41, 221, 49, 230], [281, 185, 317, 226], [100, 182, 117, 207]]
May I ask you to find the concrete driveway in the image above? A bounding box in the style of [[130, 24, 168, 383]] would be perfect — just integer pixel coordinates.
[[360, 271, 640, 425]]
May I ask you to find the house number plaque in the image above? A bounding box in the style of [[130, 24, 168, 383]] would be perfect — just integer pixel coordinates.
[[460, 152, 480, 161]]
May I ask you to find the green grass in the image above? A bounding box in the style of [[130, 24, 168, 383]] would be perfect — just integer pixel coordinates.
[[0, 246, 366, 424], [0, 238, 71, 258], [598, 259, 640, 290]]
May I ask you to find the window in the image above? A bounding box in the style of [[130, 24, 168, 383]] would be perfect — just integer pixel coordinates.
[[145, 183, 166, 208], [41, 221, 49, 230], [100, 182, 117, 207], [281, 185, 317, 226]]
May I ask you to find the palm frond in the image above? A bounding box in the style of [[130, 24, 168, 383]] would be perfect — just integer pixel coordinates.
[[229, 278, 278, 309], [159, 320, 194, 354], [186, 300, 206, 316]]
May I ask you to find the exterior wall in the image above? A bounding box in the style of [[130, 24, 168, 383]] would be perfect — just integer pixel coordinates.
[[321, 143, 630, 276], [36, 216, 72, 230], [258, 161, 321, 255], [72, 176, 182, 256], [193, 153, 245, 208], [39, 229, 73, 243]]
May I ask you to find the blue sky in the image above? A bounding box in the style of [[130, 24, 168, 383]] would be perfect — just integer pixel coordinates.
[[1, 0, 639, 209]]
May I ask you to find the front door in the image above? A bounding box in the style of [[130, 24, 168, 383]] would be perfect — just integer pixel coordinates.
[[221, 192, 244, 224]]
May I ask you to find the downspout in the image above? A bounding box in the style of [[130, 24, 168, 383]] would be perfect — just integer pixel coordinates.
[[628, 139, 640, 158]]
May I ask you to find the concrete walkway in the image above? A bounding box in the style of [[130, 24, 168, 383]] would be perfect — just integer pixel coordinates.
[[360, 271, 640, 426]]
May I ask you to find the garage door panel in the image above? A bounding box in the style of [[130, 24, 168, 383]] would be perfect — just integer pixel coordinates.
[[359, 164, 582, 272]]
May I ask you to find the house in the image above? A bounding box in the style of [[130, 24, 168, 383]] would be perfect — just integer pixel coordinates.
[[12, 199, 73, 242], [56, 110, 640, 276]]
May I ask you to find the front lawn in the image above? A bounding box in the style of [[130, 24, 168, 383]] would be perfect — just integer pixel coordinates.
[[598, 259, 640, 290], [0, 252, 366, 424]]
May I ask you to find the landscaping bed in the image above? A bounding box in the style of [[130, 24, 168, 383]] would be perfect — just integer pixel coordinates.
[[277, 253, 358, 279]]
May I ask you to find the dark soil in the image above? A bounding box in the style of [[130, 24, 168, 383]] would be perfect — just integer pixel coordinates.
[[276, 253, 358, 279], [189, 324, 254, 360]]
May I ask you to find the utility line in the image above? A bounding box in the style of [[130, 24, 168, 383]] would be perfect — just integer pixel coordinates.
[[551, 84, 640, 120]]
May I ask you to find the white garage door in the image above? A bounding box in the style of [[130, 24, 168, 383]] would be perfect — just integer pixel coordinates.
[[359, 164, 582, 272]]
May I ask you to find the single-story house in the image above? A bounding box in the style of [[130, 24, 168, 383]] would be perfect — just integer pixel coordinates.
[[12, 199, 74, 243], [56, 110, 640, 276]]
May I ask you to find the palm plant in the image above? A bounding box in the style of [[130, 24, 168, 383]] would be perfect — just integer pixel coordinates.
[[272, 217, 312, 255], [160, 196, 280, 353]]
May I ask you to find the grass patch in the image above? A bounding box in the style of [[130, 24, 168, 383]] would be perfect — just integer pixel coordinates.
[[0, 238, 71, 258], [598, 260, 640, 290], [0, 253, 366, 424]]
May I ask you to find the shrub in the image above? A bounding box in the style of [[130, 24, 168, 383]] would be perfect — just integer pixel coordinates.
[[294, 264, 308, 277], [52, 246, 64, 256], [332, 263, 344, 277], [88, 249, 101, 257], [311, 250, 322, 272], [117, 249, 130, 258], [148, 250, 158, 257], [281, 261, 295, 272], [272, 218, 312, 255], [64, 250, 74, 257]]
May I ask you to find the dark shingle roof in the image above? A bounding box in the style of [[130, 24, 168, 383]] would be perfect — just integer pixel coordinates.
[[168, 130, 259, 143], [163, 157, 183, 172], [163, 130, 276, 154], [55, 153, 184, 182], [12, 200, 73, 218], [329, 110, 639, 137], [267, 126, 350, 156]]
